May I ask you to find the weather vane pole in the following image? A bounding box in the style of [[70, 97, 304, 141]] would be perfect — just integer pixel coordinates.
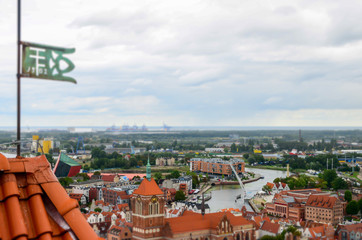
[[15, 0, 76, 157], [16, 0, 21, 156]]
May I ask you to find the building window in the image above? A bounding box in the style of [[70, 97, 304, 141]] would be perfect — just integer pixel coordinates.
[[149, 202, 159, 215]]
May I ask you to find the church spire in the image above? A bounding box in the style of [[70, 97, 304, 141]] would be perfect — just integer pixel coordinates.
[[146, 154, 151, 181]]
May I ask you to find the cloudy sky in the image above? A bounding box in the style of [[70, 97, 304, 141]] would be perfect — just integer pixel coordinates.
[[1, 0, 362, 127]]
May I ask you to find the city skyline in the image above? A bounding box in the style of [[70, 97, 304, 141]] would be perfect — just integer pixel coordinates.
[[1, 1, 362, 127]]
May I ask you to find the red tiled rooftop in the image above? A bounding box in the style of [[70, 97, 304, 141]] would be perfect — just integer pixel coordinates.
[[102, 174, 116, 182], [133, 177, 163, 196], [260, 221, 280, 234], [0, 153, 102, 240], [266, 182, 275, 189], [306, 194, 338, 209], [165, 211, 253, 233], [308, 226, 325, 238], [69, 193, 83, 201]]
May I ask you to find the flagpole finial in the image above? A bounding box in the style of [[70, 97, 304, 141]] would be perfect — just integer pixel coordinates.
[[146, 154, 151, 181]]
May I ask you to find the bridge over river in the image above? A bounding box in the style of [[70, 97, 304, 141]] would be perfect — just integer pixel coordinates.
[[206, 168, 287, 212]]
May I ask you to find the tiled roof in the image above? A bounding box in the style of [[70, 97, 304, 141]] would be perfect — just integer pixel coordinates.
[[69, 193, 83, 201], [260, 221, 280, 234], [116, 191, 127, 196], [165, 211, 253, 233], [133, 177, 164, 196], [266, 182, 275, 189], [306, 195, 338, 209], [253, 215, 271, 228], [336, 222, 362, 233], [117, 203, 129, 210], [102, 174, 116, 182], [308, 226, 324, 238], [0, 153, 102, 239]]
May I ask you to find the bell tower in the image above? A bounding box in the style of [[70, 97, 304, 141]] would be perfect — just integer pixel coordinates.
[[132, 158, 165, 240]]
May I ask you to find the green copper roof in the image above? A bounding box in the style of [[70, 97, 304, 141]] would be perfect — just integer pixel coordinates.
[[59, 153, 81, 166], [146, 155, 151, 181]]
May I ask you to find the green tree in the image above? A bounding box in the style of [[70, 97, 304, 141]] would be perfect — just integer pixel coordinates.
[[322, 170, 337, 188], [344, 190, 352, 202], [358, 198, 362, 213], [332, 177, 348, 190], [192, 174, 199, 188], [346, 200, 359, 215], [230, 143, 237, 153], [260, 236, 277, 240], [59, 177, 74, 187], [94, 207, 102, 213], [262, 185, 272, 194], [170, 170, 180, 179], [154, 172, 163, 183], [83, 164, 90, 171], [93, 171, 101, 175], [175, 190, 186, 201]]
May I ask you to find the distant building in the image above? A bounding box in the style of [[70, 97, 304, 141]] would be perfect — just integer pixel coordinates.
[[69, 193, 87, 205], [265, 182, 290, 193], [205, 148, 225, 153], [53, 152, 82, 177], [107, 225, 132, 240], [190, 158, 245, 176], [156, 157, 175, 166], [258, 221, 281, 239], [266, 189, 323, 221], [305, 194, 344, 225], [336, 223, 362, 240]]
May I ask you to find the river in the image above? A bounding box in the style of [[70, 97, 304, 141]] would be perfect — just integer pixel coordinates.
[[207, 168, 287, 212]]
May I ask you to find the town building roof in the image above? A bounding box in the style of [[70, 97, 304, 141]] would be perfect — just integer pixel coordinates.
[[306, 195, 338, 209], [336, 222, 362, 233], [58, 152, 81, 166], [308, 226, 325, 238], [102, 174, 116, 182], [190, 158, 244, 164], [108, 225, 128, 235], [260, 221, 280, 234], [0, 153, 101, 239], [133, 177, 164, 196], [165, 211, 253, 233], [253, 215, 271, 228], [69, 193, 84, 201]]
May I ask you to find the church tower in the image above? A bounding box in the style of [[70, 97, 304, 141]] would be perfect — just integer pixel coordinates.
[[132, 157, 165, 240]]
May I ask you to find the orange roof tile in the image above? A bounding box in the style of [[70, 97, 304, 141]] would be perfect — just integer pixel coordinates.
[[69, 193, 83, 201], [308, 226, 325, 238], [253, 215, 271, 228], [133, 177, 164, 196], [102, 174, 116, 182], [117, 203, 129, 210], [260, 221, 280, 234], [0, 153, 102, 240], [165, 211, 253, 233], [306, 195, 338, 209]]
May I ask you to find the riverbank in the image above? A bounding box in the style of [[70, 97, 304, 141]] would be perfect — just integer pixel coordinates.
[[246, 165, 287, 171]]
